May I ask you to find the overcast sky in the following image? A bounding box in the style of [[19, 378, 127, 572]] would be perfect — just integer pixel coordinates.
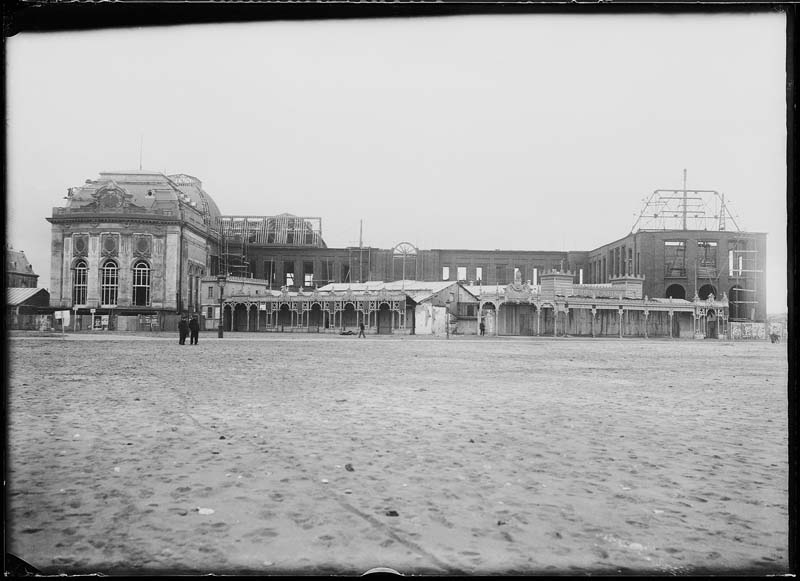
[[6, 12, 787, 311]]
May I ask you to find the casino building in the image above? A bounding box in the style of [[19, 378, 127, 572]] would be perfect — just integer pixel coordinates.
[[46, 169, 767, 336]]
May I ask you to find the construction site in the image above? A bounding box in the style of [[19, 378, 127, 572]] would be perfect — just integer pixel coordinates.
[[45, 170, 768, 337]]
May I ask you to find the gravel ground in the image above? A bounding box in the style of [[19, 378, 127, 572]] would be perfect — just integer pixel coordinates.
[[6, 332, 789, 575]]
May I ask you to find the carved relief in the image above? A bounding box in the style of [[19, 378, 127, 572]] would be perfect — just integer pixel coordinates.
[[133, 234, 152, 258], [100, 233, 120, 257], [87, 183, 141, 211], [73, 234, 89, 257]]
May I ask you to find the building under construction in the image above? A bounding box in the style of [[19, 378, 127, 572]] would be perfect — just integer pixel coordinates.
[[212, 174, 766, 324], [46, 169, 768, 333]]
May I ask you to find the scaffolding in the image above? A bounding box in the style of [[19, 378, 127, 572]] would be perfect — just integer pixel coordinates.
[[218, 215, 324, 247], [215, 214, 325, 279], [727, 238, 763, 321], [631, 170, 741, 233]]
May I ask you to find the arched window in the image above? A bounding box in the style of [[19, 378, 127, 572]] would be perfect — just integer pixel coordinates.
[[73, 260, 88, 305], [665, 284, 686, 300], [101, 260, 119, 306], [132, 260, 151, 306]]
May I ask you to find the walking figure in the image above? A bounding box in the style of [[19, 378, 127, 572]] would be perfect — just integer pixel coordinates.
[[189, 315, 200, 345], [479, 321, 485, 336], [178, 317, 189, 345], [358, 321, 366, 338]]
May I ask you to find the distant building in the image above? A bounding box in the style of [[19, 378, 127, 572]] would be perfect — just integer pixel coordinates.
[[46, 169, 769, 335], [6, 246, 39, 288]]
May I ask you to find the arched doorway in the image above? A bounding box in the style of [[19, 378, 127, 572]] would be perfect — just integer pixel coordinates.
[[308, 303, 323, 329], [698, 284, 717, 300], [342, 303, 357, 329], [377, 303, 392, 334], [233, 304, 249, 331], [706, 310, 718, 339], [277, 304, 292, 329], [480, 303, 497, 335], [519, 304, 537, 336], [665, 284, 686, 300]]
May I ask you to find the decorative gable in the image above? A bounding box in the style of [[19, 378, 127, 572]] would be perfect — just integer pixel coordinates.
[[89, 182, 139, 211]]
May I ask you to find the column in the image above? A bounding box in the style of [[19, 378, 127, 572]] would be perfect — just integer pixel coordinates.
[[643, 309, 649, 339], [618, 307, 624, 339], [553, 307, 558, 337]]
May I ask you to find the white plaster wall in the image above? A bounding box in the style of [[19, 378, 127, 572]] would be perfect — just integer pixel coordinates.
[[164, 230, 179, 310], [87, 235, 100, 305], [415, 303, 447, 335], [49, 227, 66, 306]]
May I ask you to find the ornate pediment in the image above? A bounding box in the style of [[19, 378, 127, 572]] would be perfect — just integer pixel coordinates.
[[87, 182, 141, 211]]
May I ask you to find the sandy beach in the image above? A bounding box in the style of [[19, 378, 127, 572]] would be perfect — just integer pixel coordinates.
[[6, 333, 789, 575]]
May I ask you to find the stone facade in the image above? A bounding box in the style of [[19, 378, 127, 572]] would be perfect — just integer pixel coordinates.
[[46, 171, 220, 331]]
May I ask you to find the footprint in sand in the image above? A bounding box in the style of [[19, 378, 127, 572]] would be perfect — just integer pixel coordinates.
[[243, 527, 279, 539]]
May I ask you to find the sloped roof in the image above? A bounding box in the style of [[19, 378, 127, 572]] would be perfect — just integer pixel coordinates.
[[6, 249, 37, 275], [318, 280, 478, 303], [7, 287, 49, 306], [463, 284, 505, 298], [61, 171, 221, 226], [320, 280, 459, 293]]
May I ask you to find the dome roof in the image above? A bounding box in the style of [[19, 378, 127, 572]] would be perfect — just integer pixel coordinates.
[[62, 171, 222, 227]]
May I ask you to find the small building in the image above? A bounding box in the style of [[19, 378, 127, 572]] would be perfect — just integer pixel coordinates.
[[7, 287, 52, 330], [6, 246, 40, 288], [321, 280, 479, 335], [468, 270, 729, 339], [197, 278, 478, 335]]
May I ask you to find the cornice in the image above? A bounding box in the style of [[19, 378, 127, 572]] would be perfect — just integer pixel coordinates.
[[46, 213, 217, 240]]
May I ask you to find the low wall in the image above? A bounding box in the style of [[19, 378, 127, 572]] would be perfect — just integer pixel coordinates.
[[730, 321, 767, 341]]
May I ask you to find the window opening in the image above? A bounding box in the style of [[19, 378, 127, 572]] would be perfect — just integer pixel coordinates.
[[132, 260, 151, 306], [101, 261, 119, 306], [664, 241, 686, 277], [73, 260, 88, 305]]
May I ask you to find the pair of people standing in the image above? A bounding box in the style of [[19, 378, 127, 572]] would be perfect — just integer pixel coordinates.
[[179, 316, 200, 345]]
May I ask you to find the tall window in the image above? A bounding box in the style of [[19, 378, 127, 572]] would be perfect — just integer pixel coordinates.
[[73, 260, 88, 305], [101, 260, 119, 306], [457, 266, 467, 282], [664, 241, 686, 277], [475, 267, 483, 284], [132, 261, 151, 306], [442, 266, 450, 281], [284, 261, 295, 287], [697, 241, 718, 270]]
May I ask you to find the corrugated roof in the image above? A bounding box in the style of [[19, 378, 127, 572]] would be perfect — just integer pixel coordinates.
[[319, 280, 460, 293], [7, 287, 48, 306]]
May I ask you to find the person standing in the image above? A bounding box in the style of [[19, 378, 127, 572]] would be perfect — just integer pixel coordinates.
[[178, 316, 189, 345], [358, 321, 366, 338], [479, 321, 485, 336], [189, 315, 200, 345]]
